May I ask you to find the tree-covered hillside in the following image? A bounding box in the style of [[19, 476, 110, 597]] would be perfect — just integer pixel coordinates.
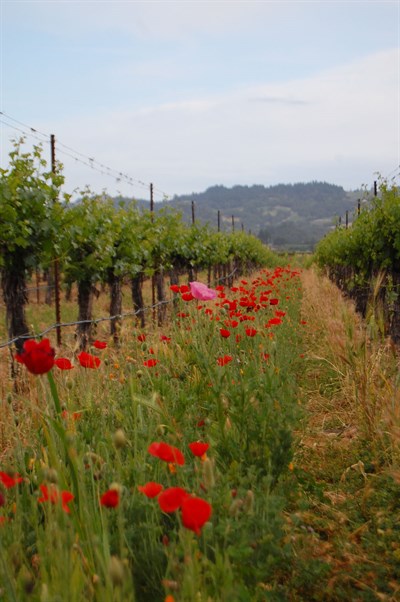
[[147, 181, 361, 251]]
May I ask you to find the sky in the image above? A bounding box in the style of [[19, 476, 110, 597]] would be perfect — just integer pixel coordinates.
[[1, 0, 399, 201]]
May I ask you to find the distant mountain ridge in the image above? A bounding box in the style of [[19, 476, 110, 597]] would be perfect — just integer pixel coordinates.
[[129, 181, 362, 251]]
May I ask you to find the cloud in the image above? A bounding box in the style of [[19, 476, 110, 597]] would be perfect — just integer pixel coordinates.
[[249, 96, 310, 106], [2, 48, 398, 197]]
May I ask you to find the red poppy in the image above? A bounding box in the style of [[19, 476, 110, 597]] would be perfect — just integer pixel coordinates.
[[217, 355, 233, 366], [266, 317, 282, 327], [137, 334, 146, 342], [93, 340, 107, 349], [179, 284, 190, 293], [225, 319, 239, 328], [148, 442, 185, 465], [15, 338, 55, 375], [219, 329, 231, 338], [245, 328, 257, 337], [160, 335, 171, 343], [100, 489, 120, 508], [169, 284, 180, 293], [38, 484, 74, 513], [62, 410, 82, 421], [0, 471, 23, 489], [261, 353, 270, 362], [77, 352, 101, 368], [157, 487, 188, 513], [181, 292, 194, 302], [138, 482, 163, 498], [55, 357, 74, 370], [143, 358, 158, 368], [181, 496, 212, 535], [269, 298, 279, 305], [0, 492, 5, 507], [188, 442, 209, 457]]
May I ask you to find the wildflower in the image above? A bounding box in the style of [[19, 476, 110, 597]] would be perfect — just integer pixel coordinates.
[[245, 328, 257, 337], [219, 328, 231, 338], [169, 284, 180, 293], [93, 340, 107, 349], [266, 317, 282, 327], [217, 355, 233, 366], [38, 484, 74, 513], [148, 442, 185, 466], [179, 284, 190, 293], [100, 488, 120, 508], [143, 358, 158, 368], [181, 292, 194, 302], [181, 496, 212, 536], [61, 410, 82, 421], [138, 482, 163, 498], [77, 352, 101, 369], [160, 335, 171, 343], [15, 338, 55, 375], [158, 487, 188, 513], [0, 472, 23, 489], [137, 334, 146, 342], [188, 442, 209, 458], [55, 357, 74, 370], [269, 298, 279, 305], [189, 281, 217, 301]]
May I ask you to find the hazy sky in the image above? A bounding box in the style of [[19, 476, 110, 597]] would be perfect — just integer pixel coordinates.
[[1, 0, 399, 200]]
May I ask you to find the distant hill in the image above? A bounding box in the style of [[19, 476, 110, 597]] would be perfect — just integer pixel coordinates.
[[123, 181, 363, 251]]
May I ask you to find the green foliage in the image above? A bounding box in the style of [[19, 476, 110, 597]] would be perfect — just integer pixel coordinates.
[[315, 180, 400, 278], [0, 138, 67, 270]]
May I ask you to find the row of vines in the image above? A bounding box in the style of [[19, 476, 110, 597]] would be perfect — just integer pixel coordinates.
[[314, 179, 400, 341], [0, 140, 276, 352]]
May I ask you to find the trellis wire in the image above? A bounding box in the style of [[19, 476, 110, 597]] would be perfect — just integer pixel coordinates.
[[0, 267, 239, 350]]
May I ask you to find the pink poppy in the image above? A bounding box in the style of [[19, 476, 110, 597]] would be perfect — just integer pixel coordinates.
[[189, 282, 217, 301]]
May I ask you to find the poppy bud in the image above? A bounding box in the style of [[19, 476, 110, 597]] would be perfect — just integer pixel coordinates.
[[108, 556, 125, 587], [44, 468, 58, 484], [243, 490, 254, 515], [202, 458, 215, 490], [229, 499, 244, 517], [113, 429, 127, 449]]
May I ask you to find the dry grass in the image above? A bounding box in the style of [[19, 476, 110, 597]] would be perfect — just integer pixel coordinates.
[[298, 268, 400, 469], [287, 268, 400, 601]]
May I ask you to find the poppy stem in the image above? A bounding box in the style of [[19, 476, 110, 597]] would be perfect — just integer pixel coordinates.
[[47, 370, 62, 415]]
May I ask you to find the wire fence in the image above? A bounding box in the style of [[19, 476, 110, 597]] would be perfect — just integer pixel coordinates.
[[0, 267, 239, 350], [0, 300, 172, 350]]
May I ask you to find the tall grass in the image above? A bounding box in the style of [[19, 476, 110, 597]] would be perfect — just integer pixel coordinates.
[[0, 268, 306, 601]]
